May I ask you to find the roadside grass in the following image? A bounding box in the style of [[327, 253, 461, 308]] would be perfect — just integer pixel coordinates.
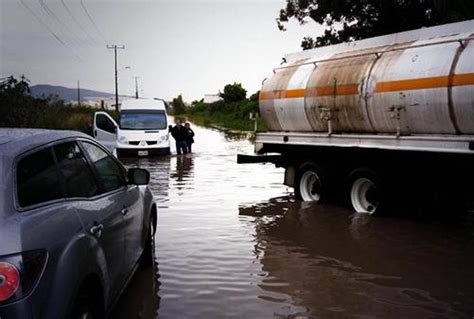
[[174, 99, 267, 132]]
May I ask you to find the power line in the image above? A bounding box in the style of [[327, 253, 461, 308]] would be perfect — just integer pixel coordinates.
[[18, 0, 82, 61], [80, 0, 106, 42], [60, 0, 97, 44], [38, 0, 84, 48]]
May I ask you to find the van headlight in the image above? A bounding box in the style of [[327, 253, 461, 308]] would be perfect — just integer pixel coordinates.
[[118, 136, 128, 144], [161, 135, 169, 141]]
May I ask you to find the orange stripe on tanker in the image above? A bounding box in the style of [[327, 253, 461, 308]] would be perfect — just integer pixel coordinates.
[[260, 73, 474, 100], [375, 76, 449, 92]]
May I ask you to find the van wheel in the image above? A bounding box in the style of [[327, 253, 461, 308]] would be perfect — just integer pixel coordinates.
[[348, 169, 383, 214], [295, 162, 326, 202]]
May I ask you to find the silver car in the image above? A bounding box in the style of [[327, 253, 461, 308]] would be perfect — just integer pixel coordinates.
[[0, 129, 157, 318]]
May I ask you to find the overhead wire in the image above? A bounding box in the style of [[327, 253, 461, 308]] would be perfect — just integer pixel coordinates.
[[60, 0, 97, 44], [79, 0, 107, 43], [37, 0, 84, 48], [17, 0, 83, 61]]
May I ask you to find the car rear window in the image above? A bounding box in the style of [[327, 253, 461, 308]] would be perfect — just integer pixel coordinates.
[[54, 142, 99, 198], [17, 148, 63, 207]]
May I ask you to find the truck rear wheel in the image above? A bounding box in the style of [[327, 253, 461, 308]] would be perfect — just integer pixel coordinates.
[[348, 169, 382, 214], [295, 162, 326, 202]]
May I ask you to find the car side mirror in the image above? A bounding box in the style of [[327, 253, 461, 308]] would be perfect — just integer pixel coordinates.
[[113, 126, 117, 134], [128, 168, 150, 185]]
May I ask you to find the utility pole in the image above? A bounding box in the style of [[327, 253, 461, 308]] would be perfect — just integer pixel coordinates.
[[106, 44, 125, 112], [133, 76, 139, 99], [77, 80, 80, 106]]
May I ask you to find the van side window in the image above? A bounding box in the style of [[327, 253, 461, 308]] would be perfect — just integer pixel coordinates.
[[53, 142, 99, 198], [82, 142, 126, 193], [17, 148, 63, 207], [96, 114, 116, 133]]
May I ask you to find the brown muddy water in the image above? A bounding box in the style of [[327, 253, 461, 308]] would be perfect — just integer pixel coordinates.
[[112, 122, 474, 319]]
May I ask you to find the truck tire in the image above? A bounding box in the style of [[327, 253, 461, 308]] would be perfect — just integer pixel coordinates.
[[348, 168, 383, 214], [295, 162, 327, 202]]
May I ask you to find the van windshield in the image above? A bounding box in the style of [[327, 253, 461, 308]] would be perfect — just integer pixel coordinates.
[[119, 110, 167, 130]]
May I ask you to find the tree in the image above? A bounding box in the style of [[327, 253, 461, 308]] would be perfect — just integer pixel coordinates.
[[0, 76, 37, 127], [249, 91, 260, 102], [172, 94, 187, 115], [277, 0, 474, 50], [220, 83, 247, 103]]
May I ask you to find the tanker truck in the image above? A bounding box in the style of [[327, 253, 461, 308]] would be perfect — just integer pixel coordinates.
[[238, 20, 474, 215]]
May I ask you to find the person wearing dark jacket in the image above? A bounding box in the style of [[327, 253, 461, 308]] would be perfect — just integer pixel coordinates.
[[170, 120, 188, 155], [81, 119, 94, 137], [185, 122, 194, 153]]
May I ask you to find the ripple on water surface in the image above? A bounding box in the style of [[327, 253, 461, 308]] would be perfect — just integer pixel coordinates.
[[113, 122, 474, 319]]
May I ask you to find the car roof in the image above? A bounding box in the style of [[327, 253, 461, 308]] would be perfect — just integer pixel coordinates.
[[0, 128, 92, 157]]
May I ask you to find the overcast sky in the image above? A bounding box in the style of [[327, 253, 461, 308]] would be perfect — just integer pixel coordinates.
[[0, 0, 323, 101]]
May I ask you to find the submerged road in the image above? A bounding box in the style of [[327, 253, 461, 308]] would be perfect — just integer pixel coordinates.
[[111, 122, 474, 318]]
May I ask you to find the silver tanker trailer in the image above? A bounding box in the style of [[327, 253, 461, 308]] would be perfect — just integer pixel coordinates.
[[239, 20, 474, 215]]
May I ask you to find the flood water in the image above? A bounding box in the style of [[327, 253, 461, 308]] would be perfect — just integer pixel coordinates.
[[112, 122, 474, 319]]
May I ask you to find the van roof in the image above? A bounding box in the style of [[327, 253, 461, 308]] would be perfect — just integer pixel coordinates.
[[120, 98, 167, 111]]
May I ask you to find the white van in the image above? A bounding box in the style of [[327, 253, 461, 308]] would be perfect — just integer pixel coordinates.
[[93, 99, 170, 156]]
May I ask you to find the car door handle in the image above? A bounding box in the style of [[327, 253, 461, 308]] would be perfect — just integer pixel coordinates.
[[121, 208, 129, 216], [90, 223, 104, 237]]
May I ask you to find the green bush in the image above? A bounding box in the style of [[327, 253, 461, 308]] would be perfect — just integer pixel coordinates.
[[171, 94, 187, 115], [220, 82, 247, 103], [0, 76, 110, 131], [185, 92, 265, 131]]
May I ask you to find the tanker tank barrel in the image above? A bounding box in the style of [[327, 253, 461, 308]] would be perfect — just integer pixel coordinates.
[[260, 20, 474, 136]]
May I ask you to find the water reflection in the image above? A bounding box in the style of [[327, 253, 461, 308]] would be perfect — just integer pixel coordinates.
[[113, 155, 171, 319], [170, 154, 194, 186], [120, 156, 172, 210], [111, 261, 161, 318], [112, 121, 474, 319], [223, 131, 253, 142], [240, 198, 474, 318]]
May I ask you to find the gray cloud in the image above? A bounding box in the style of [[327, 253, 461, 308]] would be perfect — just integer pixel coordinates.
[[0, 0, 323, 101]]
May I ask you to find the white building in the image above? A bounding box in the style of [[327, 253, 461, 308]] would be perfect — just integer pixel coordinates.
[[203, 94, 223, 104]]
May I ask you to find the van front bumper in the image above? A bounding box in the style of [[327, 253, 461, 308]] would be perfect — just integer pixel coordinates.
[[116, 147, 170, 157]]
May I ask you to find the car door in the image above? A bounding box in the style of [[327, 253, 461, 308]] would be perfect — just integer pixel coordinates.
[[79, 141, 143, 285], [122, 180, 146, 274], [55, 140, 127, 299], [94, 112, 118, 153], [53, 141, 125, 294]]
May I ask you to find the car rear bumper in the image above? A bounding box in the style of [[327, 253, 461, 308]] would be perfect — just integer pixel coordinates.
[[0, 299, 34, 319]]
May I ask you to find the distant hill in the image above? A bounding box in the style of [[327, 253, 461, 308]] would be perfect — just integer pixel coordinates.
[[30, 84, 115, 102]]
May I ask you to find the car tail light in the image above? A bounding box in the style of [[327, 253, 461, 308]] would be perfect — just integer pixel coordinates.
[[0, 250, 47, 305], [0, 262, 20, 301]]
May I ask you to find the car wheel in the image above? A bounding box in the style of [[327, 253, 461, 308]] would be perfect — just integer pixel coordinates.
[[139, 219, 154, 267], [71, 286, 103, 319]]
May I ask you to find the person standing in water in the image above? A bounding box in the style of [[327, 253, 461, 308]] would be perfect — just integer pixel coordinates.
[[170, 120, 188, 155], [185, 122, 195, 153]]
